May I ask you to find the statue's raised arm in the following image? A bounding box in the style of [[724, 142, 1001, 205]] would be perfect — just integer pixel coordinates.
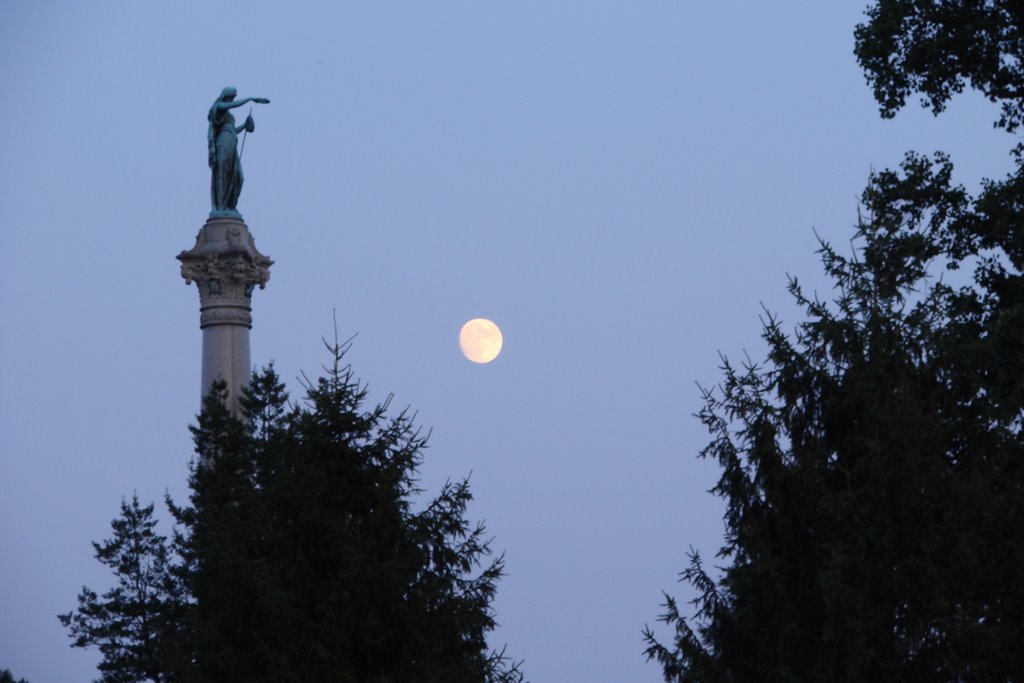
[[207, 87, 270, 218]]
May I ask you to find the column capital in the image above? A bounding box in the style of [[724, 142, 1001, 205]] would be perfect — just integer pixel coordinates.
[[178, 217, 273, 329]]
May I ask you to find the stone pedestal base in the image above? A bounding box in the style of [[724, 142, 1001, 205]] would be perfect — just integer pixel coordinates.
[[178, 217, 272, 412]]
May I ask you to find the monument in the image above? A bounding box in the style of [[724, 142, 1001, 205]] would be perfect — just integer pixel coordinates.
[[178, 87, 272, 411]]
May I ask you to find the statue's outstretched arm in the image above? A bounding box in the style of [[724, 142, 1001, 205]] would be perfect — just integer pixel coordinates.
[[222, 97, 271, 110]]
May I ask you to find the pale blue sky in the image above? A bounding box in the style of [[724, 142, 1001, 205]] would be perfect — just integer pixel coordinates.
[[0, 3, 1014, 682]]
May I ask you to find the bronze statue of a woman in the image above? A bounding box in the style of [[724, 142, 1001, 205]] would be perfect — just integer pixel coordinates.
[[208, 87, 270, 217]]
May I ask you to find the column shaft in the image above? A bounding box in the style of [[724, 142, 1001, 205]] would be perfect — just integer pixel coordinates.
[[201, 323, 252, 406], [178, 216, 272, 413]]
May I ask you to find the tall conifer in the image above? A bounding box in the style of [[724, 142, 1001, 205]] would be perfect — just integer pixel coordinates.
[[64, 341, 523, 683]]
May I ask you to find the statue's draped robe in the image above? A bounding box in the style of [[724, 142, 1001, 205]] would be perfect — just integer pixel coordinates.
[[208, 106, 243, 214]]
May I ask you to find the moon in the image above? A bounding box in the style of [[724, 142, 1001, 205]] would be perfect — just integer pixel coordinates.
[[459, 318, 503, 364]]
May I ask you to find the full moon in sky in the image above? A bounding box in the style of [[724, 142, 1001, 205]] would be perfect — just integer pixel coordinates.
[[459, 318, 503, 364]]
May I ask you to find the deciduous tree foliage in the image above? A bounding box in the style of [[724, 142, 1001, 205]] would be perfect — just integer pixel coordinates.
[[645, 3, 1024, 680], [63, 342, 523, 683], [855, 0, 1024, 132]]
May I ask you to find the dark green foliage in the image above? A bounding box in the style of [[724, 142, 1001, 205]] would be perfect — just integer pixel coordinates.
[[0, 669, 29, 683], [64, 341, 522, 683], [646, 4, 1024, 676], [58, 495, 182, 683], [644, 163, 1024, 680], [170, 345, 523, 682], [855, 0, 1024, 132]]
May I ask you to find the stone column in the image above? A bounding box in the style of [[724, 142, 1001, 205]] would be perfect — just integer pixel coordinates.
[[178, 216, 272, 412]]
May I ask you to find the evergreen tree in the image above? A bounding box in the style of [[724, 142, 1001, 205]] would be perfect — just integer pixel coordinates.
[[170, 344, 522, 682], [645, 3, 1024, 679], [644, 190, 1022, 679], [59, 495, 182, 683], [0, 669, 29, 683], [64, 341, 522, 682]]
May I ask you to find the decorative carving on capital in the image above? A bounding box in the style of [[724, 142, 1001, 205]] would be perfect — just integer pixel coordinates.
[[180, 253, 270, 291], [178, 217, 273, 329]]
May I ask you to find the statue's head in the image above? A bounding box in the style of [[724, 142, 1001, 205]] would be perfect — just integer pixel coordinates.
[[219, 86, 237, 103]]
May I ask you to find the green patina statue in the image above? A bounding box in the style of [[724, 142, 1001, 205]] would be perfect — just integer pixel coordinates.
[[208, 87, 270, 217]]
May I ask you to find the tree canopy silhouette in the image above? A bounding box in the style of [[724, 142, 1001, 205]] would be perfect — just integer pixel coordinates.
[[62, 340, 524, 683], [645, 3, 1024, 680]]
